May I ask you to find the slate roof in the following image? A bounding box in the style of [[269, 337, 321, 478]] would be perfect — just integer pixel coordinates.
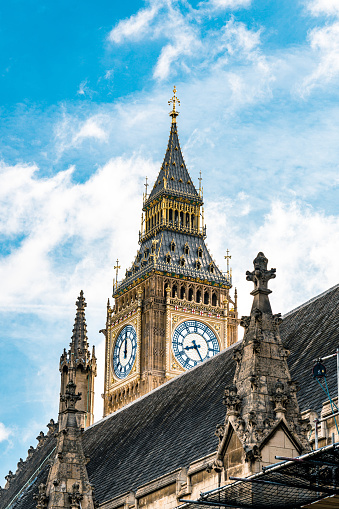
[[4, 283, 339, 509], [117, 230, 231, 295], [145, 121, 201, 206]]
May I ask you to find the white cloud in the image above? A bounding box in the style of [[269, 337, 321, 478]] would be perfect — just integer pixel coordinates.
[[73, 117, 108, 143], [0, 156, 158, 313], [106, 0, 263, 82], [205, 199, 339, 317], [108, 4, 159, 43], [221, 17, 261, 56], [77, 79, 88, 96], [208, 0, 251, 9], [0, 423, 12, 442], [307, 0, 339, 16], [301, 21, 339, 94], [54, 113, 110, 157]]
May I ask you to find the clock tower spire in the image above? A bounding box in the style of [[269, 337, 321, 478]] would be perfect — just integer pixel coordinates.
[[103, 89, 238, 416]]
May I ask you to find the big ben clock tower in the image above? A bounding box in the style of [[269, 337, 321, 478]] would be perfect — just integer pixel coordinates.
[[103, 88, 238, 416]]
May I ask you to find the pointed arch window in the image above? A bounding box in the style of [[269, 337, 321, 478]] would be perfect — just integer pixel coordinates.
[[166, 253, 171, 264], [197, 246, 203, 258], [170, 240, 176, 252], [212, 293, 217, 306], [179, 256, 185, 267], [196, 259, 201, 270], [184, 243, 189, 255], [209, 262, 215, 274]]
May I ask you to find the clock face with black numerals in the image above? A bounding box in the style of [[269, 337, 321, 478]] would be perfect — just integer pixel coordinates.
[[172, 320, 220, 370], [112, 325, 137, 379]]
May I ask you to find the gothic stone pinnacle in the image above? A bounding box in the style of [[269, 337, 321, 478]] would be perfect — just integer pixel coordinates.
[[246, 251, 276, 315]]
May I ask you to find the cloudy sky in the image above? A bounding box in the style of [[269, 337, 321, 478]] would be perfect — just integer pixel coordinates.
[[1, 0, 339, 485]]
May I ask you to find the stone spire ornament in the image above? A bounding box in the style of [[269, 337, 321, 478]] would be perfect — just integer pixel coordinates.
[[213, 252, 310, 477], [40, 380, 96, 509], [59, 291, 97, 427]]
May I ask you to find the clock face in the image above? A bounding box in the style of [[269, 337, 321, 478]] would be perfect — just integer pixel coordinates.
[[172, 320, 220, 370], [112, 325, 137, 379]]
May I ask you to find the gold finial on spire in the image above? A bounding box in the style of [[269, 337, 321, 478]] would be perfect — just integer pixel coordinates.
[[168, 86, 180, 123]]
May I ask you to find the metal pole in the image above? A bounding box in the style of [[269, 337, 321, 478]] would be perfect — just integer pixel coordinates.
[[314, 419, 319, 449], [337, 347, 339, 416]]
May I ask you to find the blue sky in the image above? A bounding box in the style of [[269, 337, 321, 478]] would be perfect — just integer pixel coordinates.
[[1, 0, 339, 485]]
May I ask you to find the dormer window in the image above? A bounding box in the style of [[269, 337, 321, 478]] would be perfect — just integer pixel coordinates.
[[184, 243, 189, 255], [196, 260, 201, 270], [172, 162, 176, 166], [170, 240, 176, 252], [179, 256, 185, 267], [179, 178, 183, 183], [144, 248, 149, 258], [166, 253, 171, 264], [209, 262, 215, 274], [171, 176, 174, 180], [198, 246, 203, 258]]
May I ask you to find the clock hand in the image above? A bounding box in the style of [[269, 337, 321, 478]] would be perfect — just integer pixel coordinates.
[[192, 339, 203, 362], [124, 339, 128, 359]]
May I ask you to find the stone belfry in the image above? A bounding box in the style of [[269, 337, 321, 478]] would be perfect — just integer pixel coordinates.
[[59, 291, 97, 428], [213, 252, 310, 479], [103, 88, 238, 416]]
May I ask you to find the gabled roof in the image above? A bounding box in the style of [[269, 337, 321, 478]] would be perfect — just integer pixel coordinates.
[[5, 283, 339, 508], [145, 122, 201, 206]]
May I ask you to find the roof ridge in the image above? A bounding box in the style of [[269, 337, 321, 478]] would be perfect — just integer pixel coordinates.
[[86, 340, 241, 432], [282, 283, 339, 318]]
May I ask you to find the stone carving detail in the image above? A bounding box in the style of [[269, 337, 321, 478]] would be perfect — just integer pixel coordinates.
[[240, 315, 250, 330], [273, 313, 283, 326], [252, 308, 262, 325], [27, 445, 35, 459], [233, 348, 242, 365], [69, 482, 83, 508], [36, 431, 47, 447], [16, 458, 24, 474], [33, 483, 48, 509], [211, 458, 223, 473], [244, 445, 262, 463], [272, 381, 288, 416], [246, 252, 276, 290], [223, 385, 242, 416], [215, 424, 224, 442], [47, 419, 57, 436], [5, 471, 15, 486]]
